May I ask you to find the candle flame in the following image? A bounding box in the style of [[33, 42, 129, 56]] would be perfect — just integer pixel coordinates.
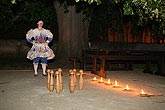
[[99, 77, 104, 83], [107, 79, 111, 84], [114, 80, 118, 86], [140, 89, 147, 95], [125, 84, 130, 90], [92, 77, 97, 81]]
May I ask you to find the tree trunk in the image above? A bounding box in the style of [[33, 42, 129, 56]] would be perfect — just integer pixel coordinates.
[[53, 1, 89, 65]]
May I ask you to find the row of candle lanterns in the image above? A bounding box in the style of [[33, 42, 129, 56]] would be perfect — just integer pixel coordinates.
[[92, 77, 147, 96]]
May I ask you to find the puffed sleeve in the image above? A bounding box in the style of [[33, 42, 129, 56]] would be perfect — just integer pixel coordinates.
[[45, 29, 53, 43], [26, 29, 35, 43]]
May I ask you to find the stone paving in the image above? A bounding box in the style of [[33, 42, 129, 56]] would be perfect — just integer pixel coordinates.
[[0, 69, 165, 110]]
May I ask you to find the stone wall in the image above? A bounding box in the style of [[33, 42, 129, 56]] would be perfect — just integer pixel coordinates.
[[0, 40, 57, 55], [1, 39, 165, 55]]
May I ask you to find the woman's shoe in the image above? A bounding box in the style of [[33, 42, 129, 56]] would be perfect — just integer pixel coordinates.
[[42, 74, 47, 76], [34, 74, 38, 77]]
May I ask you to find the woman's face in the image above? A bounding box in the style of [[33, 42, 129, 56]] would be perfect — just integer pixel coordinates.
[[38, 23, 43, 27]]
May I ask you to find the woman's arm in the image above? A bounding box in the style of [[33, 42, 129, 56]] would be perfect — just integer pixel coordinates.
[[45, 30, 53, 43], [26, 29, 35, 43]]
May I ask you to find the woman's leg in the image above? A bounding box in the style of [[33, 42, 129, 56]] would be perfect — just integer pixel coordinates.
[[33, 57, 40, 76], [41, 58, 47, 76]]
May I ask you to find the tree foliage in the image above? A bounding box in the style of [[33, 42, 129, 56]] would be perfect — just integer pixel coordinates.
[[76, 0, 163, 24], [77, 0, 164, 39], [4, 0, 165, 38], [0, 0, 57, 37]]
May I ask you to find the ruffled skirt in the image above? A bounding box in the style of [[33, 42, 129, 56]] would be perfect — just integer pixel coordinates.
[[27, 43, 55, 60]]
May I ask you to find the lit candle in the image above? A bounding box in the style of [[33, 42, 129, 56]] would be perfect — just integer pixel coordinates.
[[125, 84, 130, 90], [105, 79, 112, 85], [114, 80, 118, 86], [107, 79, 111, 84], [140, 89, 147, 95], [92, 77, 97, 81], [99, 77, 104, 83], [122, 84, 134, 91], [113, 80, 120, 88]]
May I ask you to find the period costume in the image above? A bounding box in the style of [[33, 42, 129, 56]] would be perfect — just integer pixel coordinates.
[[26, 21, 55, 76]]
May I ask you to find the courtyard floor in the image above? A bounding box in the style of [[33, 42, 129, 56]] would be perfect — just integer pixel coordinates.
[[0, 69, 164, 110]]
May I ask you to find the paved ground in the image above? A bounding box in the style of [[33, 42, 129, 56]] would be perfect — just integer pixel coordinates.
[[0, 69, 165, 110]]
